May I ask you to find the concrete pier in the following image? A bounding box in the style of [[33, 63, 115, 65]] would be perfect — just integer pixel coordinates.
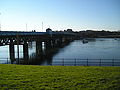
[[23, 41, 28, 59], [9, 40, 15, 63], [36, 41, 42, 55]]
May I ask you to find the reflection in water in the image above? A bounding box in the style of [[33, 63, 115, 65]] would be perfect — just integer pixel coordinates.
[[0, 40, 71, 65], [0, 38, 120, 66], [18, 41, 71, 65]]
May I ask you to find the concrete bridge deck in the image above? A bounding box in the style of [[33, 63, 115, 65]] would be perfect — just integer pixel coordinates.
[[0, 31, 75, 36]]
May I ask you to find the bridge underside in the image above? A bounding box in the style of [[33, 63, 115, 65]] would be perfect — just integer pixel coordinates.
[[0, 31, 76, 64]]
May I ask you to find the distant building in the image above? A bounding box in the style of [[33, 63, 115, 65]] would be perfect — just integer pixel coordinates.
[[46, 28, 52, 36], [67, 29, 73, 32], [46, 28, 52, 33], [32, 30, 36, 32]]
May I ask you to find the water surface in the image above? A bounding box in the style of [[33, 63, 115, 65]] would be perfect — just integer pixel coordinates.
[[0, 38, 120, 66]]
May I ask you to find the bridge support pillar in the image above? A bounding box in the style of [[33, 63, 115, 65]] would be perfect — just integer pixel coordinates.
[[23, 41, 28, 59], [53, 38, 62, 47], [36, 41, 42, 55], [9, 40, 15, 63], [58, 38, 62, 47], [45, 40, 52, 50]]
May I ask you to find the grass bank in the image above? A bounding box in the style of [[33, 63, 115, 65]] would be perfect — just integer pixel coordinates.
[[0, 64, 120, 90]]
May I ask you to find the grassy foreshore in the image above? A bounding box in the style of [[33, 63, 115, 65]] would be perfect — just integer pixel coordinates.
[[0, 64, 120, 89]]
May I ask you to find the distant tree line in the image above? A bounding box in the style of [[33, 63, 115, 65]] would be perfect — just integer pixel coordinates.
[[75, 30, 120, 38], [48, 28, 120, 38]]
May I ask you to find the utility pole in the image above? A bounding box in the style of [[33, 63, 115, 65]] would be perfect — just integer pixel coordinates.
[[0, 22, 1, 31], [42, 22, 43, 31], [0, 12, 1, 31], [26, 23, 28, 31]]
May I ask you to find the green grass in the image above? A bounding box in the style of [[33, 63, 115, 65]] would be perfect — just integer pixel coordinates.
[[0, 64, 120, 90]]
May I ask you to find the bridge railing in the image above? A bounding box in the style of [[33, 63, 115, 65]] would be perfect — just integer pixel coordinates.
[[0, 58, 120, 66], [0, 31, 47, 36], [0, 31, 76, 36]]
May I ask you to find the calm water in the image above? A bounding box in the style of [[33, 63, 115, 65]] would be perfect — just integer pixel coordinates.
[[0, 38, 120, 66]]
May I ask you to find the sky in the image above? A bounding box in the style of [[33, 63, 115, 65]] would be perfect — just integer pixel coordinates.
[[0, 0, 120, 31]]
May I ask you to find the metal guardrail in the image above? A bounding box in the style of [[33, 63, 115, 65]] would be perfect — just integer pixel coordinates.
[[0, 31, 75, 36], [51, 58, 120, 66], [0, 31, 47, 36], [0, 58, 10, 64], [0, 58, 120, 66]]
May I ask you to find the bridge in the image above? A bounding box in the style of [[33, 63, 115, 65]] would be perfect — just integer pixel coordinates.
[[0, 28, 77, 64]]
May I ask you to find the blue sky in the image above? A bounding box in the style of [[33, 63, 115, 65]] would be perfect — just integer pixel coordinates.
[[0, 0, 120, 31]]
